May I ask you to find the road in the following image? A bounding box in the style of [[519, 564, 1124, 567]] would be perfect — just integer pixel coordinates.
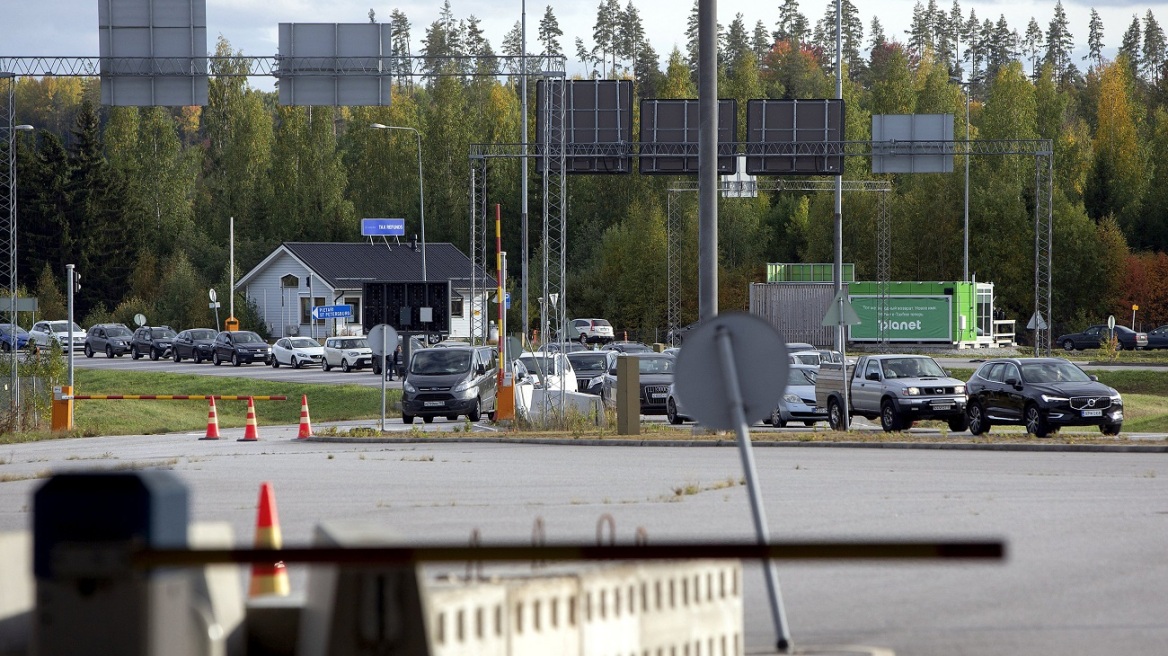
[[1, 435, 1165, 655], [65, 351, 395, 388]]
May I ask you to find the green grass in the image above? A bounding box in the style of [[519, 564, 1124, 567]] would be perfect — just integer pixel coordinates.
[[65, 369, 391, 437]]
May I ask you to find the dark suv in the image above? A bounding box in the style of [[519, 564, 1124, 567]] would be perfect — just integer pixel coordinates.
[[211, 330, 271, 366], [400, 346, 497, 423], [84, 323, 133, 358], [130, 325, 177, 361], [965, 357, 1123, 437]]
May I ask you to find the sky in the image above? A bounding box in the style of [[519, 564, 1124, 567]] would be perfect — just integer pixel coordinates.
[[0, 0, 1158, 88]]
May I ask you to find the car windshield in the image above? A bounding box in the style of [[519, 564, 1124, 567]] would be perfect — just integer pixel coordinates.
[[882, 357, 946, 378], [792, 353, 820, 365], [637, 356, 675, 374], [0, 324, 27, 335], [234, 332, 264, 344], [289, 338, 319, 349], [151, 328, 177, 338], [569, 354, 608, 372], [107, 326, 132, 337], [1021, 361, 1093, 384], [334, 338, 368, 349], [519, 355, 558, 376], [791, 368, 818, 385], [50, 321, 83, 333], [189, 329, 217, 340], [411, 349, 472, 375]]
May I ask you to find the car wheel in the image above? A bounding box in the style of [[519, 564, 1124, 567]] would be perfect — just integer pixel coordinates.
[[667, 398, 683, 425], [467, 399, 482, 422], [1, 341, 9, 353], [213, 352, 221, 366], [193, 350, 202, 364], [341, 359, 352, 373], [401, 413, 414, 424], [150, 348, 159, 361], [579, 334, 588, 345], [173, 350, 181, 363], [84, 344, 94, 358], [422, 416, 434, 424], [948, 415, 969, 432], [323, 360, 331, 372], [232, 352, 241, 367], [1101, 422, 1122, 436], [1024, 404, 1050, 438], [106, 345, 115, 358], [880, 399, 902, 432], [966, 402, 990, 435], [1062, 339, 1075, 351], [293, 357, 302, 369], [131, 346, 140, 360], [271, 356, 280, 368], [827, 398, 844, 431], [1115, 341, 1125, 351], [771, 406, 787, 428], [373, 360, 382, 376]]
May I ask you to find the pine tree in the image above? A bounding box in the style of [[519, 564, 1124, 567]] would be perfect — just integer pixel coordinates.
[[907, 2, 931, 57], [775, 0, 810, 45], [1142, 11, 1166, 83], [617, 1, 646, 74], [501, 21, 522, 57], [539, 6, 564, 59], [388, 10, 413, 90], [964, 11, 984, 88], [1119, 15, 1142, 75], [1086, 9, 1104, 67], [1043, 0, 1074, 84], [753, 20, 773, 59], [869, 17, 887, 50], [593, 0, 621, 77], [726, 14, 753, 75]]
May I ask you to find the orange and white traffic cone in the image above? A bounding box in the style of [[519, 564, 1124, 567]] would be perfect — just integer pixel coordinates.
[[200, 397, 221, 440], [297, 394, 313, 439], [239, 397, 260, 442], [248, 482, 290, 597]]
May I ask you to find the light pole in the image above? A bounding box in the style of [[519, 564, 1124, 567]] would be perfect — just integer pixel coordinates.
[[370, 123, 427, 282], [5, 117, 33, 417], [951, 77, 972, 283]]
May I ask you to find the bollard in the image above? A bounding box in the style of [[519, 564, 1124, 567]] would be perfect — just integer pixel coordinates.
[[616, 355, 640, 435]]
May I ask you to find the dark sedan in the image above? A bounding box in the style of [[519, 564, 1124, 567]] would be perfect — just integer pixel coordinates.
[[588, 352, 676, 414], [211, 330, 271, 366], [1146, 325, 1168, 349], [566, 350, 616, 395], [601, 340, 653, 354], [1056, 324, 1147, 351], [173, 328, 218, 363], [965, 357, 1123, 437]]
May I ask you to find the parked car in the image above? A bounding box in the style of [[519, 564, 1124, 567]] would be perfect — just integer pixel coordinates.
[[789, 350, 822, 366], [601, 340, 653, 354], [515, 351, 578, 392], [1056, 324, 1147, 351], [539, 341, 590, 354], [211, 330, 271, 366], [270, 337, 325, 369], [322, 336, 372, 372], [0, 323, 29, 352], [566, 350, 617, 394], [965, 357, 1123, 437], [562, 318, 615, 344], [130, 325, 177, 361], [588, 352, 677, 414], [769, 364, 829, 427], [400, 345, 498, 423], [172, 328, 218, 363], [28, 320, 86, 353], [665, 382, 692, 424], [84, 323, 133, 358], [1146, 325, 1168, 349]]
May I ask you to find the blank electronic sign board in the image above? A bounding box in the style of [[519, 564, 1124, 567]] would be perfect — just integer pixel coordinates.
[[98, 0, 208, 106], [363, 281, 451, 335], [535, 80, 633, 174], [638, 99, 738, 175], [278, 23, 393, 106], [871, 114, 955, 174], [745, 99, 844, 175]]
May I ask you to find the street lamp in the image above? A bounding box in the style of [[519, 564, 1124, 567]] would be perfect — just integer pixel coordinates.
[[369, 123, 427, 282], [5, 119, 33, 417], [951, 76, 971, 283]]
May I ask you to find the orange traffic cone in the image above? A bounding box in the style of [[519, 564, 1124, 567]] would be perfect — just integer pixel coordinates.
[[200, 397, 221, 440], [297, 395, 313, 439], [248, 482, 290, 597], [239, 397, 259, 442]]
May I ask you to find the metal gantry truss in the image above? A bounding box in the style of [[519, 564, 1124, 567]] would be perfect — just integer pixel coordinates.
[[2, 75, 19, 415], [665, 180, 892, 347]]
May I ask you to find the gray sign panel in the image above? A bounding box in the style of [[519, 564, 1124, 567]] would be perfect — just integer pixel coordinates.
[[98, 0, 208, 106], [871, 114, 955, 173], [638, 99, 737, 175], [278, 23, 392, 106], [745, 99, 844, 176], [535, 80, 633, 174]]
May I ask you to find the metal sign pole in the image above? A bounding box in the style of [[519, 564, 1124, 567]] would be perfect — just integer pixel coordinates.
[[714, 326, 791, 651], [380, 328, 387, 432]]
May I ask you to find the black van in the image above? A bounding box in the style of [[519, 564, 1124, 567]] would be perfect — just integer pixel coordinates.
[[400, 346, 498, 423]]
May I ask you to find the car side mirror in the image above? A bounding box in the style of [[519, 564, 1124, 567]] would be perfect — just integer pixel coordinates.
[[1089, 374, 1099, 382], [477, 363, 486, 376], [1005, 377, 1020, 388]]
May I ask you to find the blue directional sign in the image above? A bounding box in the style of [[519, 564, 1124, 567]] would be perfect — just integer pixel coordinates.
[[311, 305, 353, 320], [362, 218, 406, 237]]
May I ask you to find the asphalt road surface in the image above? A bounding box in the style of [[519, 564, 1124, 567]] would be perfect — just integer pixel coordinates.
[[1, 435, 1165, 655]]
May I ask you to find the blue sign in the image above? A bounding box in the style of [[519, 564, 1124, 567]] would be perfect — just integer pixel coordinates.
[[505, 292, 511, 309], [311, 305, 353, 320], [361, 218, 406, 237]]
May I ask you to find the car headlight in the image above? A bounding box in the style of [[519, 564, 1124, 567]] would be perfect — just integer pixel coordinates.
[[1110, 393, 1122, 403], [782, 393, 801, 404], [902, 387, 920, 396], [953, 385, 965, 394], [452, 380, 476, 396], [1041, 393, 1069, 403], [347, 350, 361, 357], [403, 380, 416, 394], [588, 375, 605, 388]]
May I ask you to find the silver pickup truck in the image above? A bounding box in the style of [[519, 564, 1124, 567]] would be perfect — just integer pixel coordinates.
[[815, 354, 968, 432]]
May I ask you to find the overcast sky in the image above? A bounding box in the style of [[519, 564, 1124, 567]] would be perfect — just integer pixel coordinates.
[[0, 0, 1156, 86]]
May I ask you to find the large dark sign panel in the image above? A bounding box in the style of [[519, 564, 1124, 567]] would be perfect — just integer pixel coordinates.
[[638, 99, 738, 175], [745, 99, 844, 175], [363, 281, 451, 335], [535, 79, 633, 174]]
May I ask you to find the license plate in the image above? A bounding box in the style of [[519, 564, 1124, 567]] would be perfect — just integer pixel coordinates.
[[424, 401, 445, 407], [1082, 409, 1103, 417], [651, 393, 667, 400], [932, 404, 953, 411]]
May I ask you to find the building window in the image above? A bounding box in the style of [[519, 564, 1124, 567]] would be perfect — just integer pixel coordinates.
[[300, 297, 325, 324], [281, 274, 299, 289], [344, 296, 361, 324], [451, 295, 464, 318]]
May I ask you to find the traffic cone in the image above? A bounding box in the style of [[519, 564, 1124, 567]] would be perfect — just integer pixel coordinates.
[[200, 397, 221, 440], [248, 482, 290, 597], [297, 394, 313, 439], [239, 397, 259, 442]]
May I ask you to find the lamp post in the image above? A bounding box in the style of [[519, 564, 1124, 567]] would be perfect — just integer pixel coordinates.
[[370, 123, 427, 282], [950, 77, 972, 283], [5, 117, 33, 417]]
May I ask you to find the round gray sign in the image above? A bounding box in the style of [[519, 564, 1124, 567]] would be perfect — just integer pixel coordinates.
[[367, 324, 398, 357], [673, 313, 790, 431]]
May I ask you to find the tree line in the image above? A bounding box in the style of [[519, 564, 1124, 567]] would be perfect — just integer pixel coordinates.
[[5, 0, 1168, 341]]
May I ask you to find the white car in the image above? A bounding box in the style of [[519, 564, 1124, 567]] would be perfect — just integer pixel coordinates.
[[515, 351, 578, 392], [270, 337, 325, 369], [322, 336, 373, 372], [28, 320, 86, 353]]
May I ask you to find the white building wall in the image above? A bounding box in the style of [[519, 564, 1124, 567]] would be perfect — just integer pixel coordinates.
[[241, 252, 339, 339]]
